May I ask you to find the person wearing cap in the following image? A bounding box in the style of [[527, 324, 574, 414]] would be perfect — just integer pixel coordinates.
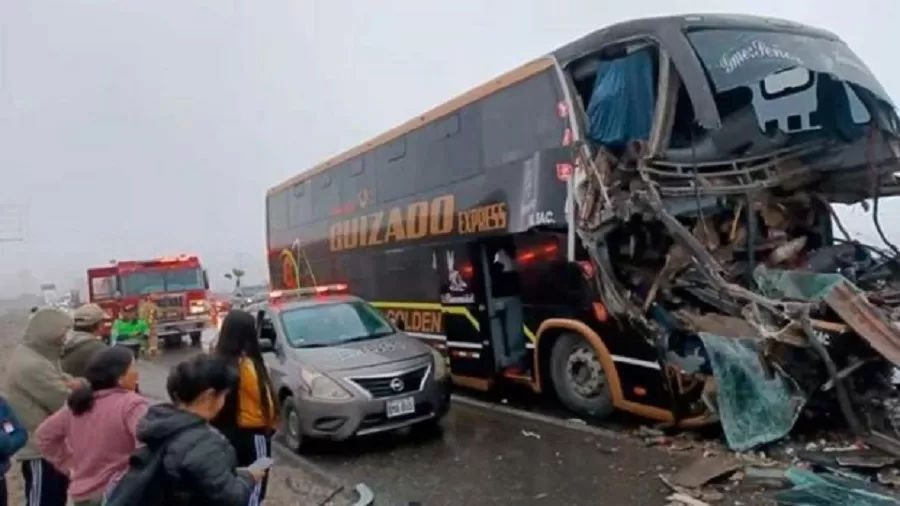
[[110, 304, 149, 360], [61, 304, 109, 378]]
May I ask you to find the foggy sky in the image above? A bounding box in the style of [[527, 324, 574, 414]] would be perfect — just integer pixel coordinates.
[[1, 0, 899, 295]]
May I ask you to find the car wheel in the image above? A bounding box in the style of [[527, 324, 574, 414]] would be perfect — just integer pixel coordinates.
[[550, 332, 614, 419], [280, 396, 306, 453], [189, 331, 202, 348]]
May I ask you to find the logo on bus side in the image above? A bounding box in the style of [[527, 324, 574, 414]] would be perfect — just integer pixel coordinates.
[[328, 194, 508, 252]]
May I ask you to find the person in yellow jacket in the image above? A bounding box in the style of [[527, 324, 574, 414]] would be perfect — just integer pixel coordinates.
[[211, 310, 278, 506]]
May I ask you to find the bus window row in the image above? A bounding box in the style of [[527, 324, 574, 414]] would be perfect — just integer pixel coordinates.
[[267, 69, 565, 233]]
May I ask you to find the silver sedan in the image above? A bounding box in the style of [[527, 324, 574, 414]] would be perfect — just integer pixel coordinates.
[[250, 293, 451, 452]]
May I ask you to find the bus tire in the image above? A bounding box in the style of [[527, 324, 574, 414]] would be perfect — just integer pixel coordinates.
[[549, 332, 614, 420]]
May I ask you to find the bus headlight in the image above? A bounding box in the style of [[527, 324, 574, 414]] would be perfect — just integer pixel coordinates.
[[300, 368, 352, 400], [431, 348, 448, 381]]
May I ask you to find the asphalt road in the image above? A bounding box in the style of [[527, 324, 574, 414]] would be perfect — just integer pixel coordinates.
[[139, 342, 701, 506]]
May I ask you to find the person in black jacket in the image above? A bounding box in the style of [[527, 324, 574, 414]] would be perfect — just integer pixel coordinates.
[[121, 355, 262, 506]]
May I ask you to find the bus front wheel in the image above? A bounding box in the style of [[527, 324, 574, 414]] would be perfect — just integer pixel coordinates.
[[549, 332, 614, 420]]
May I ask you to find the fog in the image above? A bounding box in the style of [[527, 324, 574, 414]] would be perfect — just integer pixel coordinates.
[[1, 0, 898, 295]]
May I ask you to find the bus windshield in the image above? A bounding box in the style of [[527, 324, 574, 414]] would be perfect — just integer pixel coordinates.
[[121, 267, 204, 296], [686, 29, 891, 103]]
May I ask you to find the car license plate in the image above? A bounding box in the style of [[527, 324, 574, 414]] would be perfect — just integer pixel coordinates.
[[386, 397, 415, 418]]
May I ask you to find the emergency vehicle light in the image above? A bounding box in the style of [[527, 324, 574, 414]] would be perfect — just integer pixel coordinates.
[[269, 284, 349, 300]]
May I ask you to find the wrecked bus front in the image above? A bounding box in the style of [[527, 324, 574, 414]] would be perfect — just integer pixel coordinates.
[[568, 14, 900, 448]]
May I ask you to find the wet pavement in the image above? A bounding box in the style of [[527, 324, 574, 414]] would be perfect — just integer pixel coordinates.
[[139, 344, 705, 505], [144, 338, 787, 505]]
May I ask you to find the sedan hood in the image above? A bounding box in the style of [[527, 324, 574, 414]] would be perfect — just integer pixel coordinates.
[[293, 333, 432, 372]]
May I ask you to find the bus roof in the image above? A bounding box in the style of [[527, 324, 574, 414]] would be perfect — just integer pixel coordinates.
[[266, 13, 839, 197], [552, 13, 837, 64], [267, 57, 555, 196]]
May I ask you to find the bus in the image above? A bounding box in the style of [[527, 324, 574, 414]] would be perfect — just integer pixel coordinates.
[[266, 14, 899, 427]]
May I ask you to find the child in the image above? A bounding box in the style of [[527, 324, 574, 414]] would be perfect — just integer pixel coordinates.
[[0, 394, 28, 506], [104, 355, 262, 506]]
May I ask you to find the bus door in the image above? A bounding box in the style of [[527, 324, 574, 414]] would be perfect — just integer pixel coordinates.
[[436, 244, 495, 389], [475, 238, 529, 375]]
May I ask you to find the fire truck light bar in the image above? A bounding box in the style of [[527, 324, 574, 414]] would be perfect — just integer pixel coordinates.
[[270, 284, 349, 300]]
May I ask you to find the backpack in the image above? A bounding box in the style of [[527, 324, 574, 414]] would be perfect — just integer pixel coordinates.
[[102, 441, 170, 506]]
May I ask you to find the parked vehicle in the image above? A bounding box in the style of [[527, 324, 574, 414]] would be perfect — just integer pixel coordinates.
[[248, 284, 450, 452], [264, 13, 900, 449], [87, 255, 212, 348]]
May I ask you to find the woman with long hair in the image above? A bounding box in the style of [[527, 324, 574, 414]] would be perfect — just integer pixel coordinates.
[[34, 346, 148, 506], [212, 310, 278, 506]]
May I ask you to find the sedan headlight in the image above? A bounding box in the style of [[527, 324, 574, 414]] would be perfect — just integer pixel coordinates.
[[431, 348, 448, 381], [300, 368, 352, 400]]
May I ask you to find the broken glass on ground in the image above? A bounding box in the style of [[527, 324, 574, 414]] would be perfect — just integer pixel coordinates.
[[774, 467, 900, 505]]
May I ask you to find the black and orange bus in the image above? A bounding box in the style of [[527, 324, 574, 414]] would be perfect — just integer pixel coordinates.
[[266, 14, 898, 426]]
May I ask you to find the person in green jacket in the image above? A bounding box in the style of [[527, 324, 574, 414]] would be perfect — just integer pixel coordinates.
[[111, 303, 149, 359]]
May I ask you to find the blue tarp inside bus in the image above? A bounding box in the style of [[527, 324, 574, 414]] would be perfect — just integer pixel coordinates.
[[586, 48, 656, 146]]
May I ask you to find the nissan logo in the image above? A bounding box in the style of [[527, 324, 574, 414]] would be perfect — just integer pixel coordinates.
[[389, 377, 404, 392]]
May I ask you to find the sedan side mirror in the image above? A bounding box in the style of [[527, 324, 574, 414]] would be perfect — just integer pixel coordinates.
[[259, 338, 275, 353]]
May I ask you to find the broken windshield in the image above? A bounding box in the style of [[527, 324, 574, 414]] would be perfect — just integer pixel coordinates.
[[686, 29, 892, 105]]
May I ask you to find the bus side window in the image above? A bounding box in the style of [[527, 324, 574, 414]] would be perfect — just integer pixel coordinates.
[[375, 136, 419, 203], [481, 69, 564, 168], [420, 108, 483, 191], [310, 173, 340, 221], [267, 190, 290, 234], [288, 181, 311, 226]]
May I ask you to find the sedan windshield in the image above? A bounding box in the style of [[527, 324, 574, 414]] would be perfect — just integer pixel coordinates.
[[279, 300, 395, 347]]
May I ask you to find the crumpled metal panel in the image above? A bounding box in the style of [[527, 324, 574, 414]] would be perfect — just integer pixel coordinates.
[[824, 281, 900, 367]]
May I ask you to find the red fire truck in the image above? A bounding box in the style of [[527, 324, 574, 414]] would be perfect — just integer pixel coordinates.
[[86, 255, 212, 348]]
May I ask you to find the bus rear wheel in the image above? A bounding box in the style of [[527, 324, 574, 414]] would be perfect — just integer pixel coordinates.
[[550, 332, 614, 419]]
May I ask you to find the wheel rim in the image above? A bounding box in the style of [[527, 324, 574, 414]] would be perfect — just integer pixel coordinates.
[[565, 345, 606, 399]]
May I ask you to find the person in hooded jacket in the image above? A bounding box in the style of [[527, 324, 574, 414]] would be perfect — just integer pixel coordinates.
[[120, 354, 261, 506], [35, 346, 148, 506], [60, 304, 109, 378], [4, 308, 84, 506]]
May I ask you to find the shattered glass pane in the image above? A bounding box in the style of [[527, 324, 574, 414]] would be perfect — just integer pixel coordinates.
[[775, 467, 900, 505], [755, 268, 847, 301], [698, 333, 805, 451], [686, 30, 892, 104]]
